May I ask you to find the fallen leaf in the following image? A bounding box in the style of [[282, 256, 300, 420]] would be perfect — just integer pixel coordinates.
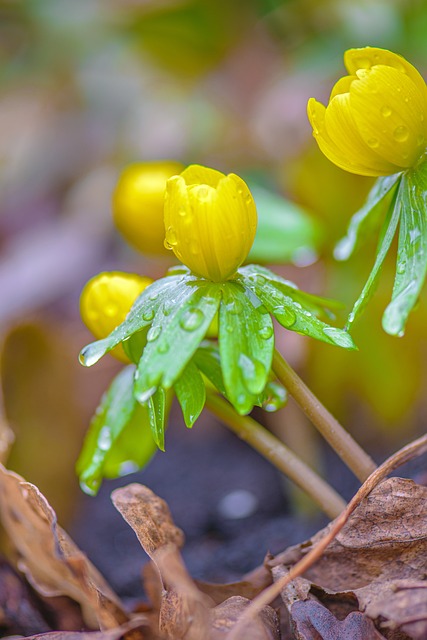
[[357, 579, 427, 640], [0, 465, 128, 630], [289, 600, 386, 640], [210, 595, 280, 639], [9, 616, 152, 640], [270, 478, 427, 591]]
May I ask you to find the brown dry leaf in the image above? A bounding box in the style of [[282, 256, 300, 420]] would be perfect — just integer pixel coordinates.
[[289, 600, 386, 640], [210, 596, 280, 640], [0, 464, 129, 630], [357, 580, 427, 640], [111, 484, 185, 559], [112, 484, 210, 640], [9, 617, 152, 640], [270, 478, 427, 591]]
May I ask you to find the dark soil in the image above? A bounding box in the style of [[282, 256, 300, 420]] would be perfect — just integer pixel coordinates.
[[70, 409, 361, 606]]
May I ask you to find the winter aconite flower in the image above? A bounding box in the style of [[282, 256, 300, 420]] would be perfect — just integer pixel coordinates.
[[113, 160, 184, 255], [80, 271, 152, 362], [308, 47, 427, 176], [164, 165, 257, 281]]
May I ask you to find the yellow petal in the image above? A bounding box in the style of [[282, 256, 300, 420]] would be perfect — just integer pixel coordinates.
[[345, 47, 427, 105], [349, 65, 427, 167], [307, 98, 397, 176], [112, 160, 184, 256], [80, 272, 152, 362], [329, 75, 354, 100], [180, 164, 224, 187]]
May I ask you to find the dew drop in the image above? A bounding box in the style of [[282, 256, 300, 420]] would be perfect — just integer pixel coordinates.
[[245, 195, 253, 205], [97, 426, 112, 451], [179, 308, 205, 331], [165, 226, 178, 248], [227, 299, 243, 315], [259, 325, 274, 340], [367, 137, 379, 149], [410, 228, 422, 243], [142, 309, 155, 322], [79, 478, 99, 496], [273, 306, 297, 328], [396, 260, 406, 274], [256, 275, 266, 285], [393, 125, 409, 142], [147, 325, 162, 342], [178, 208, 187, 217], [149, 292, 159, 301], [381, 105, 392, 117], [158, 342, 170, 354], [322, 327, 354, 348], [239, 354, 266, 395]]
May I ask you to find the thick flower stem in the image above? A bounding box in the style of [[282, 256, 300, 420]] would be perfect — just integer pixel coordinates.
[[205, 392, 346, 519], [272, 349, 376, 482]]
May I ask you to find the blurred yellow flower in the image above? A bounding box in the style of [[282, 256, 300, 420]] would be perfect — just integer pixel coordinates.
[[112, 160, 184, 255], [164, 165, 257, 282], [308, 47, 427, 176], [80, 272, 152, 362]]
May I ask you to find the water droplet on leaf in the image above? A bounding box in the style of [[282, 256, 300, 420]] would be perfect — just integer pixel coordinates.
[[259, 325, 274, 340], [179, 308, 205, 331], [143, 309, 155, 322], [273, 306, 297, 328], [147, 325, 162, 342], [322, 327, 354, 348]]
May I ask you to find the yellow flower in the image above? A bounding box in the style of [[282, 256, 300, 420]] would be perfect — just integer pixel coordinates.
[[164, 165, 257, 282], [80, 272, 152, 362], [307, 47, 427, 176], [112, 160, 184, 255]]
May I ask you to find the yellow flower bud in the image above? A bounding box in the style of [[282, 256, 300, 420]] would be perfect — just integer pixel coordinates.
[[80, 272, 152, 362], [307, 47, 427, 176], [112, 160, 184, 255], [164, 165, 257, 282]]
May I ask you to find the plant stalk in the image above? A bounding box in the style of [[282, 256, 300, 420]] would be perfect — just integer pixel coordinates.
[[205, 392, 346, 519], [272, 349, 376, 482]]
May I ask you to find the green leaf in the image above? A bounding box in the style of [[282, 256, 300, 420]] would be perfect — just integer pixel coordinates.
[[248, 185, 322, 265], [134, 280, 221, 403], [240, 266, 356, 350], [147, 387, 167, 450], [79, 274, 184, 367], [334, 173, 402, 261], [174, 360, 206, 427], [219, 282, 274, 414], [383, 164, 427, 336], [76, 366, 157, 495], [347, 186, 402, 330], [193, 341, 227, 395]]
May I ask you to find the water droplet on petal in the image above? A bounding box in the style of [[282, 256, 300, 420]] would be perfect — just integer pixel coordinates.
[[147, 325, 162, 342], [381, 105, 392, 117], [393, 125, 409, 142], [367, 137, 379, 149], [179, 308, 205, 331], [178, 208, 187, 217], [165, 226, 178, 249]]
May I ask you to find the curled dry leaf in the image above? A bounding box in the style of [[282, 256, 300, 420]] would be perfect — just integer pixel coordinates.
[[0, 464, 128, 630]]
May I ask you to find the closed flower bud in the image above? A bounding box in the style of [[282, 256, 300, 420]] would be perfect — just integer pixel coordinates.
[[113, 160, 184, 255], [308, 47, 427, 176], [164, 165, 257, 282], [80, 272, 152, 362]]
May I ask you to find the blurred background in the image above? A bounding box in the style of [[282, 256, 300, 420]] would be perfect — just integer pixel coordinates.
[[1, 0, 427, 584]]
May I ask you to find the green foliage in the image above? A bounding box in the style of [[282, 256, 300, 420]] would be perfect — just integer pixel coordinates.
[[174, 361, 206, 428], [76, 366, 157, 495], [248, 185, 322, 265], [219, 281, 274, 414], [337, 159, 427, 336]]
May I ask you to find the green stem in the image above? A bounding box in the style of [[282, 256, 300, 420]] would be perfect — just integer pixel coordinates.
[[273, 349, 376, 482], [205, 392, 346, 519]]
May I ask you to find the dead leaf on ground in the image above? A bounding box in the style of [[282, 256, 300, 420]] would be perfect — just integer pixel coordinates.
[[268, 477, 427, 639], [210, 595, 280, 640], [6, 616, 153, 640], [0, 464, 129, 630], [357, 580, 427, 640], [270, 478, 427, 590]]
